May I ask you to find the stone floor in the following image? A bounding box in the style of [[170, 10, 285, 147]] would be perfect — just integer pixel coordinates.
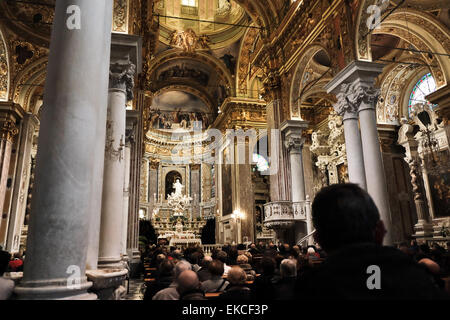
[[124, 277, 145, 300]]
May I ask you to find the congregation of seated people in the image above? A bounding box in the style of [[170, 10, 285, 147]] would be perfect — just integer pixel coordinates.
[[141, 184, 450, 301], [1, 184, 449, 300]]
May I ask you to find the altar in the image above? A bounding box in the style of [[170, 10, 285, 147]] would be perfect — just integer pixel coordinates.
[[152, 180, 206, 247]]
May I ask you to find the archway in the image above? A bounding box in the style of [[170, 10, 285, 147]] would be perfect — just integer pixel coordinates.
[[165, 170, 182, 199], [0, 26, 10, 101]]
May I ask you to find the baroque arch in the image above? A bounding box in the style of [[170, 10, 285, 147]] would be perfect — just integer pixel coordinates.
[[233, 0, 281, 34], [148, 49, 235, 94], [289, 45, 332, 119], [12, 56, 47, 114], [0, 25, 9, 101], [356, 3, 450, 87]]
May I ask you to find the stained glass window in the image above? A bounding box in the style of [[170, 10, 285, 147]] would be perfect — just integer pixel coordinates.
[[408, 73, 437, 117]]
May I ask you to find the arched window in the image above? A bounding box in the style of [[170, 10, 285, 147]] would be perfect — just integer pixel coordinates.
[[408, 73, 437, 117]]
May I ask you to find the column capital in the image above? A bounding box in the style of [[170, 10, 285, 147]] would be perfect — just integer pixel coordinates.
[[109, 62, 136, 101], [325, 60, 383, 118], [0, 102, 24, 142], [281, 120, 308, 153], [334, 81, 380, 118], [284, 135, 305, 153], [109, 33, 142, 102]]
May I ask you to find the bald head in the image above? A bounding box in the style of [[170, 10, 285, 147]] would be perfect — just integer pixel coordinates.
[[177, 270, 200, 295], [419, 258, 440, 275]]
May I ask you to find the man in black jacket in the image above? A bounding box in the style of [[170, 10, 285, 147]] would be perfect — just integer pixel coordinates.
[[295, 183, 448, 300]]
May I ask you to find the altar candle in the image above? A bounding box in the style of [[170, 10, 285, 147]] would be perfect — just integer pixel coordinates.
[[153, 193, 156, 203]]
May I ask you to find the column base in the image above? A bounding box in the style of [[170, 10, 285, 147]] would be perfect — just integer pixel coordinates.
[[15, 277, 97, 300], [413, 221, 434, 238], [98, 256, 127, 269], [86, 269, 128, 300]]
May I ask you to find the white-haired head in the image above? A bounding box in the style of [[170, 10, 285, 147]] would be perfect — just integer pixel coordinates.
[[174, 260, 192, 280]]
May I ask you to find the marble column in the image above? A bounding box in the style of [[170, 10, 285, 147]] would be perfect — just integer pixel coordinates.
[[0, 103, 22, 247], [121, 109, 138, 261], [233, 136, 255, 243], [282, 120, 310, 244], [15, 0, 113, 300], [325, 61, 392, 245], [398, 121, 433, 237], [357, 85, 393, 245], [98, 61, 135, 269], [121, 143, 131, 261], [127, 91, 144, 271], [190, 164, 201, 218], [325, 80, 366, 190], [6, 113, 39, 253]]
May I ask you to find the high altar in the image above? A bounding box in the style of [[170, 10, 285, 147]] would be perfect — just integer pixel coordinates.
[[151, 180, 206, 247]]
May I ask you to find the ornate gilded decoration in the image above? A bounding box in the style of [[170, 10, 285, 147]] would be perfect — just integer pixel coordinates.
[[0, 30, 8, 101], [169, 29, 210, 53], [1, 119, 19, 142], [113, 0, 129, 33]]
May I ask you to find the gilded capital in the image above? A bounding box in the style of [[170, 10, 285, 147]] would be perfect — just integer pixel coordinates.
[[1, 119, 19, 142]]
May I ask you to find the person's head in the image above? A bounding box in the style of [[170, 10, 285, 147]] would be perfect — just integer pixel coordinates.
[[419, 258, 440, 275], [250, 243, 256, 249], [283, 243, 290, 252], [174, 260, 192, 280], [227, 266, 247, 286], [307, 247, 316, 255], [156, 253, 166, 265], [243, 251, 252, 262], [176, 270, 200, 295], [172, 249, 183, 260], [419, 244, 430, 254], [190, 251, 203, 265], [236, 254, 248, 265], [200, 255, 212, 267], [0, 250, 10, 276], [312, 183, 384, 253], [260, 256, 276, 275], [159, 259, 175, 277], [398, 242, 410, 255], [228, 247, 238, 263], [280, 259, 297, 278], [216, 250, 228, 264], [208, 259, 225, 277]]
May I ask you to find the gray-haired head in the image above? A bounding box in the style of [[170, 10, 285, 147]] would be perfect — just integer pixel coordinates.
[[175, 260, 192, 279], [280, 259, 297, 278]]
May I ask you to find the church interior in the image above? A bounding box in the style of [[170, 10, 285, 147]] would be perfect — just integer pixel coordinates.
[[0, 0, 449, 301]]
